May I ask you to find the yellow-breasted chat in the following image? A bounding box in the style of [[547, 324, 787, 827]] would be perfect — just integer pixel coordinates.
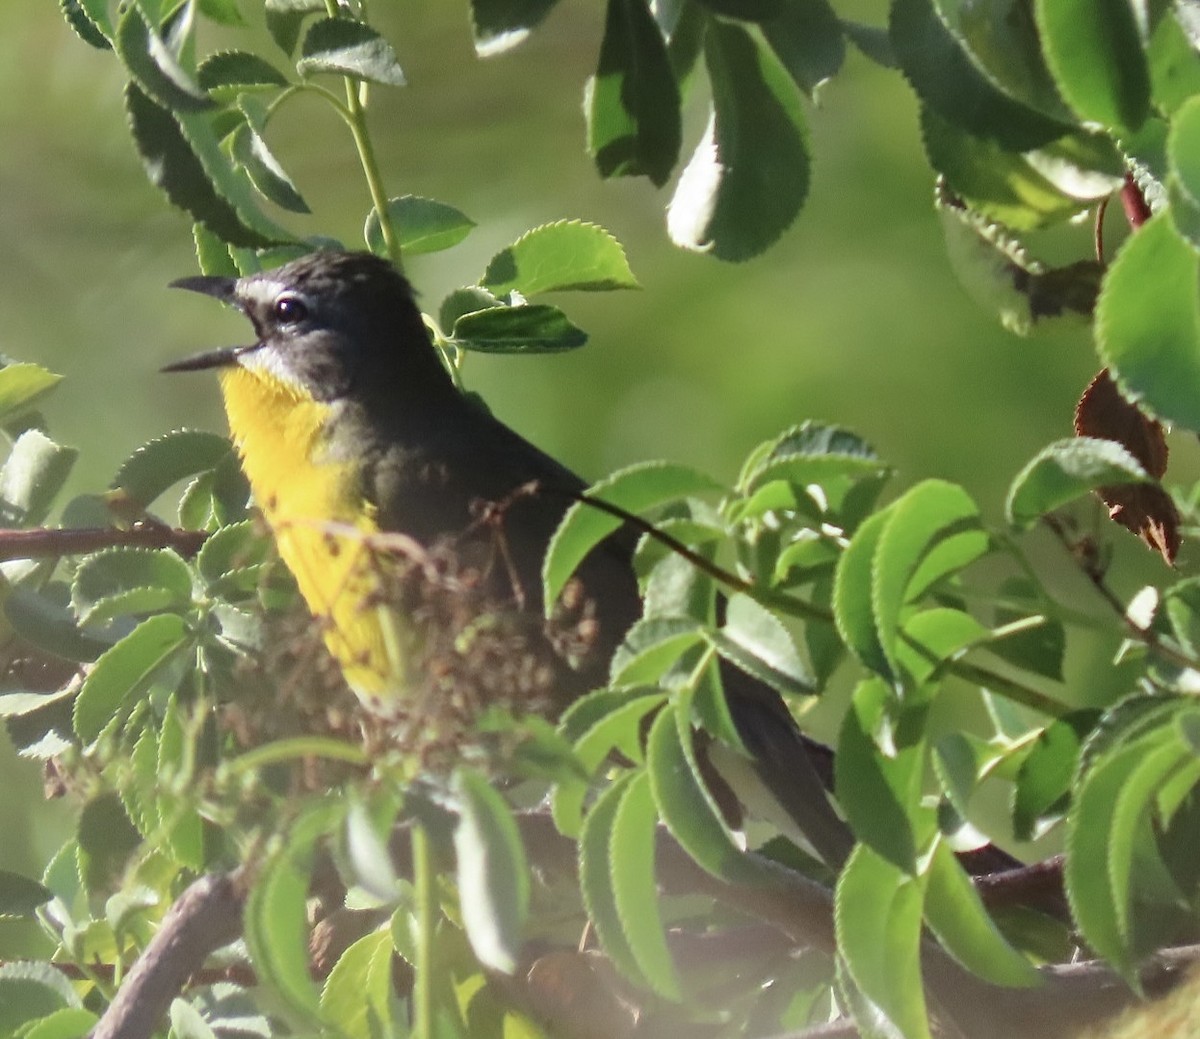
[[166, 250, 853, 869]]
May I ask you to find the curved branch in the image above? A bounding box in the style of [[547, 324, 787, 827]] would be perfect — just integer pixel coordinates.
[[91, 871, 247, 1039]]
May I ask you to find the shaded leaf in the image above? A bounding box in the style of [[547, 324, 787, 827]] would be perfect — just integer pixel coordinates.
[[365, 195, 475, 257], [471, 0, 563, 57], [298, 17, 406, 86], [112, 430, 233, 510], [197, 51, 288, 92], [72, 548, 193, 626], [0, 871, 53, 919], [451, 304, 587, 353], [116, 5, 213, 113]]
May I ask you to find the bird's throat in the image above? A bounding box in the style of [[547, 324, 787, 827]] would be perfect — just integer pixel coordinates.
[[218, 365, 412, 708]]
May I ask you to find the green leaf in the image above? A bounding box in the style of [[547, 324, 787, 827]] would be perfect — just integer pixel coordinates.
[[1034, 0, 1150, 133], [693, 0, 781, 18], [450, 304, 587, 353], [0, 870, 53, 919], [470, 0, 563, 57], [645, 691, 754, 882], [1167, 94, 1200, 250], [579, 774, 646, 987], [586, 0, 682, 187], [481, 220, 639, 296], [124, 84, 291, 249], [761, 0, 845, 99], [1149, 11, 1200, 116], [835, 678, 927, 871], [245, 801, 344, 1018], [706, 592, 815, 697], [5, 584, 114, 663], [72, 614, 191, 743], [453, 768, 530, 975], [894, 607, 989, 686], [1097, 215, 1200, 432], [739, 422, 887, 496], [197, 50, 288, 93], [1012, 717, 1086, 840], [668, 20, 809, 261], [610, 616, 705, 687], [0, 363, 63, 422], [0, 962, 80, 1035], [318, 929, 396, 1039], [1006, 437, 1152, 527], [0, 430, 77, 527], [438, 287, 501, 335], [936, 187, 1103, 335], [72, 547, 194, 626], [833, 506, 894, 679], [265, 0, 324, 55], [116, 5, 213, 113], [923, 839, 1041, 987], [232, 114, 310, 214], [922, 110, 1106, 231], [365, 195, 476, 257], [544, 460, 725, 613], [891, 0, 1069, 151], [552, 691, 665, 836], [610, 771, 681, 999], [835, 844, 931, 1039], [22, 1007, 99, 1039], [298, 17, 406, 87], [113, 430, 233, 509], [168, 1000, 217, 1039]]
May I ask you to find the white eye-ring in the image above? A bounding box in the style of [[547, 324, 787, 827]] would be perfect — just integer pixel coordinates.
[[273, 292, 310, 324]]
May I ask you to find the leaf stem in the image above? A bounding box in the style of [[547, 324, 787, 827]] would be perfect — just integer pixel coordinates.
[[342, 79, 401, 267], [412, 821, 436, 1039]]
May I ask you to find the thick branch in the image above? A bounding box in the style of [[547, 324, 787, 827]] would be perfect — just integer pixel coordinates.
[[91, 871, 247, 1039]]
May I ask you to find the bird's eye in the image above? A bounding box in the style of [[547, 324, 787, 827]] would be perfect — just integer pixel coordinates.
[[273, 293, 309, 324]]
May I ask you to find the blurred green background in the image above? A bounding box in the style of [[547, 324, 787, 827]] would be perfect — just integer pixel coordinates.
[[0, 1, 1181, 933]]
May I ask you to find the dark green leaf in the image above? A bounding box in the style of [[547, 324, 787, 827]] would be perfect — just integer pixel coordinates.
[[739, 422, 887, 497], [891, 0, 1069, 150], [5, 584, 114, 663], [835, 678, 928, 871], [1006, 437, 1152, 527], [77, 793, 140, 895], [198, 0, 247, 27], [453, 768, 530, 974], [843, 19, 896, 67], [544, 461, 725, 612], [298, 17, 406, 87], [112, 429, 233, 509], [762, 0, 845, 99], [116, 5, 213, 113], [72, 548, 194, 626], [1034, 0, 1150, 132], [587, 0, 682, 186], [196, 519, 272, 588], [0, 870, 53, 919], [197, 51, 288, 92], [609, 771, 681, 999], [1013, 717, 1085, 841], [835, 844, 930, 1039], [265, 0, 324, 55], [61, 0, 111, 49], [693, 0, 781, 19], [231, 122, 311, 214], [365, 195, 476, 257], [72, 614, 191, 743], [470, 0, 563, 56], [668, 20, 809, 261], [451, 304, 587, 353], [124, 84, 291, 249], [438, 287, 501, 335], [481, 220, 639, 296]]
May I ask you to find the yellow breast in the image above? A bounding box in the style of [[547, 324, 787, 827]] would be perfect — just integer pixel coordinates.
[[218, 365, 411, 708]]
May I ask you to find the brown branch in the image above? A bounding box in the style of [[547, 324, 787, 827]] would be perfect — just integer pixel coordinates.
[[91, 870, 247, 1039], [0, 523, 207, 562], [974, 854, 1065, 910]]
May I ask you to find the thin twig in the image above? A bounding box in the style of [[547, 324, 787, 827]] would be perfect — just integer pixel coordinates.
[[0, 524, 207, 561]]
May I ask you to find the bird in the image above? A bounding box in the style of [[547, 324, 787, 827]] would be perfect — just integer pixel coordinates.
[[165, 249, 853, 869]]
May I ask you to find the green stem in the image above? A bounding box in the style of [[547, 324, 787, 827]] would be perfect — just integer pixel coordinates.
[[942, 657, 1067, 718], [343, 78, 401, 268], [412, 822, 436, 1039], [222, 736, 367, 775]]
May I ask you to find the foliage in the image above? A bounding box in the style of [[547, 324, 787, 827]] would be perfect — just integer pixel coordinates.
[[2, 2, 1200, 1039]]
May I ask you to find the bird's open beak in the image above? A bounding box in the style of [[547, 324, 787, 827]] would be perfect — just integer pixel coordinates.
[[169, 274, 238, 303], [164, 275, 253, 372]]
